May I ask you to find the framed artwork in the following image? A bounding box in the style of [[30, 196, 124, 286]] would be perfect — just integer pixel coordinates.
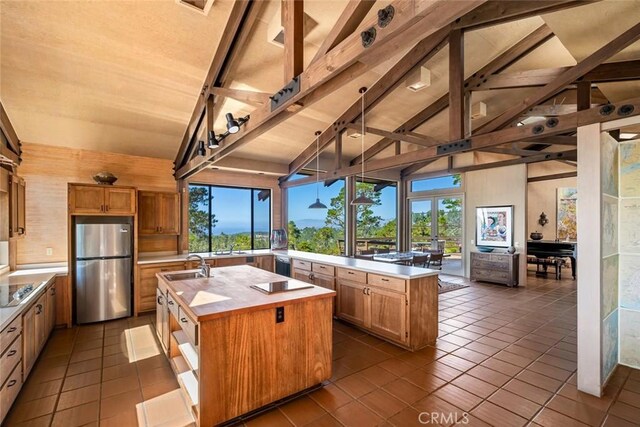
[[556, 187, 577, 241], [476, 205, 513, 248]]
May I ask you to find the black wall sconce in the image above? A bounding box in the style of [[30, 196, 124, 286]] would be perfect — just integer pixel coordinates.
[[538, 212, 549, 227]]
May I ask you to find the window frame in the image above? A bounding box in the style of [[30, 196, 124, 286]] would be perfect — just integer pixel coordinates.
[[188, 183, 272, 252]]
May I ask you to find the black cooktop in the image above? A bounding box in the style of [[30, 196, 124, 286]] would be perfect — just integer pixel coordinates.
[[0, 283, 35, 308]]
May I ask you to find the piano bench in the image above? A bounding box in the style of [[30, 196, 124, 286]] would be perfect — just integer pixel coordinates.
[[527, 256, 566, 280]]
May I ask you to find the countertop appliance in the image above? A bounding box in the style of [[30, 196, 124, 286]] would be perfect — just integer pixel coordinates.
[[0, 283, 34, 308], [74, 217, 132, 323]]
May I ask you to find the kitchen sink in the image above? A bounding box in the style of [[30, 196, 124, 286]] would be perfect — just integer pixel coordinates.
[[164, 272, 206, 281]]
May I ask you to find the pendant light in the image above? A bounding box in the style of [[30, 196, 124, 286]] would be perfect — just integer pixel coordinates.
[[351, 87, 375, 206], [308, 130, 328, 209]]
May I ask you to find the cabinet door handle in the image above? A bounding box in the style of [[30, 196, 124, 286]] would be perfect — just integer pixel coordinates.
[[157, 296, 163, 305], [7, 380, 17, 387], [101, 205, 104, 212], [347, 271, 354, 275], [7, 350, 17, 357], [106, 205, 109, 212], [168, 300, 174, 306], [381, 278, 389, 282], [7, 327, 17, 333], [362, 287, 366, 295], [36, 304, 43, 314], [366, 287, 371, 295], [180, 317, 188, 323]]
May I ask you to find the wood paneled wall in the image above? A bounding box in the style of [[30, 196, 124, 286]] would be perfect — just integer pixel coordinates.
[[16, 143, 176, 264]]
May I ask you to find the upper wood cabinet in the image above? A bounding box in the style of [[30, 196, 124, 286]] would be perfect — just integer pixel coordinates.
[[8, 174, 26, 238], [138, 191, 180, 235], [68, 184, 136, 215]]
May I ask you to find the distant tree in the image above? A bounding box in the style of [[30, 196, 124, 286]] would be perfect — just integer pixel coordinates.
[[325, 183, 382, 237], [288, 220, 301, 249], [189, 186, 217, 252]]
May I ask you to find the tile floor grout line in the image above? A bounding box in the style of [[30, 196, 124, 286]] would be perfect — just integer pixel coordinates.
[[47, 325, 79, 427]]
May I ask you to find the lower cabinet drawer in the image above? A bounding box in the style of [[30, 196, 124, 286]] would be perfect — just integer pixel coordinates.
[[368, 274, 406, 293], [337, 268, 367, 284], [472, 268, 510, 282], [167, 292, 179, 319], [0, 337, 21, 386], [178, 307, 198, 346], [0, 317, 21, 355], [312, 263, 335, 276], [292, 259, 311, 271], [0, 364, 22, 422]]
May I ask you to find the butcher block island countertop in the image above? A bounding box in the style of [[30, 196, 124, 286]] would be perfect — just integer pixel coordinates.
[[155, 265, 335, 427]]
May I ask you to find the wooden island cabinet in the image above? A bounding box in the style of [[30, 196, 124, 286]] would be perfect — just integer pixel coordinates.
[[154, 265, 334, 426]]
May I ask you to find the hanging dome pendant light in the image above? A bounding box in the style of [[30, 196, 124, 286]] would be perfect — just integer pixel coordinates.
[[352, 87, 375, 206], [309, 130, 328, 209]]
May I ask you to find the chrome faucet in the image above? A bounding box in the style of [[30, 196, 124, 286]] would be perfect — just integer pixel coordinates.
[[187, 254, 210, 278]]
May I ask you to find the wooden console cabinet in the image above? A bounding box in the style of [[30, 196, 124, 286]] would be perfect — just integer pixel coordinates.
[[470, 252, 519, 287]]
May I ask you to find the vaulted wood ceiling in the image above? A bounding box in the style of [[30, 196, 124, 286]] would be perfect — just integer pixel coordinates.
[[2, 0, 640, 171]]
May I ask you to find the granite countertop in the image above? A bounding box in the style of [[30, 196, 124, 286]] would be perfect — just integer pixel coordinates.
[[0, 269, 59, 331], [158, 265, 335, 322]]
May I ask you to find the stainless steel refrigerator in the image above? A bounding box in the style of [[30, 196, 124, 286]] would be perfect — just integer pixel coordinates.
[[75, 220, 132, 324]]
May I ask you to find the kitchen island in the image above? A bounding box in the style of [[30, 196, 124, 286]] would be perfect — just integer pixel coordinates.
[[154, 264, 334, 427]]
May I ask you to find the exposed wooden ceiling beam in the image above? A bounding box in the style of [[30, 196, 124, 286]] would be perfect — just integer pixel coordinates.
[[474, 60, 640, 90], [478, 21, 640, 134], [479, 147, 544, 156], [0, 101, 20, 161], [208, 87, 272, 107], [453, 1, 597, 31], [177, 0, 487, 180], [528, 171, 577, 182], [174, 1, 257, 168], [351, 24, 553, 166], [281, 96, 640, 187], [310, 0, 375, 64], [344, 123, 443, 147], [283, 0, 304, 82], [532, 135, 577, 146], [449, 29, 466, 140], [279, 24, 452, 183]]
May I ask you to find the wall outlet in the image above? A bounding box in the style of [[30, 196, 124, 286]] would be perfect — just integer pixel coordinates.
[[46, 248, 53, 256]]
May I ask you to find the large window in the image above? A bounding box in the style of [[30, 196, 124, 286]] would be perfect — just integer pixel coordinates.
[[411, 174, 461, 192], [188, 184, 271, 252], [355, 181, 397, 253], [287, 177, 345, 255]]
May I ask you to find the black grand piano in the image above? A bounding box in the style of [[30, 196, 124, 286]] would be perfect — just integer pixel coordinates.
[[527, 240, 577, 279]]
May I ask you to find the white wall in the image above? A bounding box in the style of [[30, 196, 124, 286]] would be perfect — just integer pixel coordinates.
[[465, 164, 528, 286]]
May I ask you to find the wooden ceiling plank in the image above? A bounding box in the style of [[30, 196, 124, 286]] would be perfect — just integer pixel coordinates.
[[283, 0, 304, 83], [178, 0, 487, 180], [0, 101, 21, 159], [174, 0, 252, 168], [351, 23, 552, 166], [310, 0, 376, 65], [279, 24, 453, 183], [344, 123, 443, 147], [209, 87, 272, 107], [478, 21, 640, 134], [453, 0, 597, 31], [299, 96, 640, 183]]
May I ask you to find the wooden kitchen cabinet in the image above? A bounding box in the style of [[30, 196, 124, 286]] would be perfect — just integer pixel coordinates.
[[368, 287, 406, 344], [336, 280, 367, 327], [45, 282, 57, 337], [8, 174, 26, 238], [138, 191, 180, 235], [22, 292, 46, 378], [68, 184, 136, 215], [137, 262, 188, 314]]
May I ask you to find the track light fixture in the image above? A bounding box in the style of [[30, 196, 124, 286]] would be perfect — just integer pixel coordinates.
[[197, 140, 206, 156], [208, 130, 220, 149], [226, 113, 240, 134]]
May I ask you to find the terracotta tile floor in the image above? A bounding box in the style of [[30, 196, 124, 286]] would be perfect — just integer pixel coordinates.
[[5, 272, 640, 426]]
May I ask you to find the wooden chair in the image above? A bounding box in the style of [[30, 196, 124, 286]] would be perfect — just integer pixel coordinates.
[[412, 254, 431, 268], [427, 252, 443, 269]]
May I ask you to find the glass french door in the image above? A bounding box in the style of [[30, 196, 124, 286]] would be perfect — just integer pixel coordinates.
[[410, 195, 463, 275]]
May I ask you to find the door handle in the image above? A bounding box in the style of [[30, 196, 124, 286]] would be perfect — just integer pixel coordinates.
[[180, 317, 188, 323], [7, 350, 17, 357], [106, 205, 109, 212], [36, 304, 43, 314], [7, 327, 17, 333], [366, 287, 371, 295], [7, 380, 17, 387], [362, 287, 366, 295], [157, 296, 163, 305]]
